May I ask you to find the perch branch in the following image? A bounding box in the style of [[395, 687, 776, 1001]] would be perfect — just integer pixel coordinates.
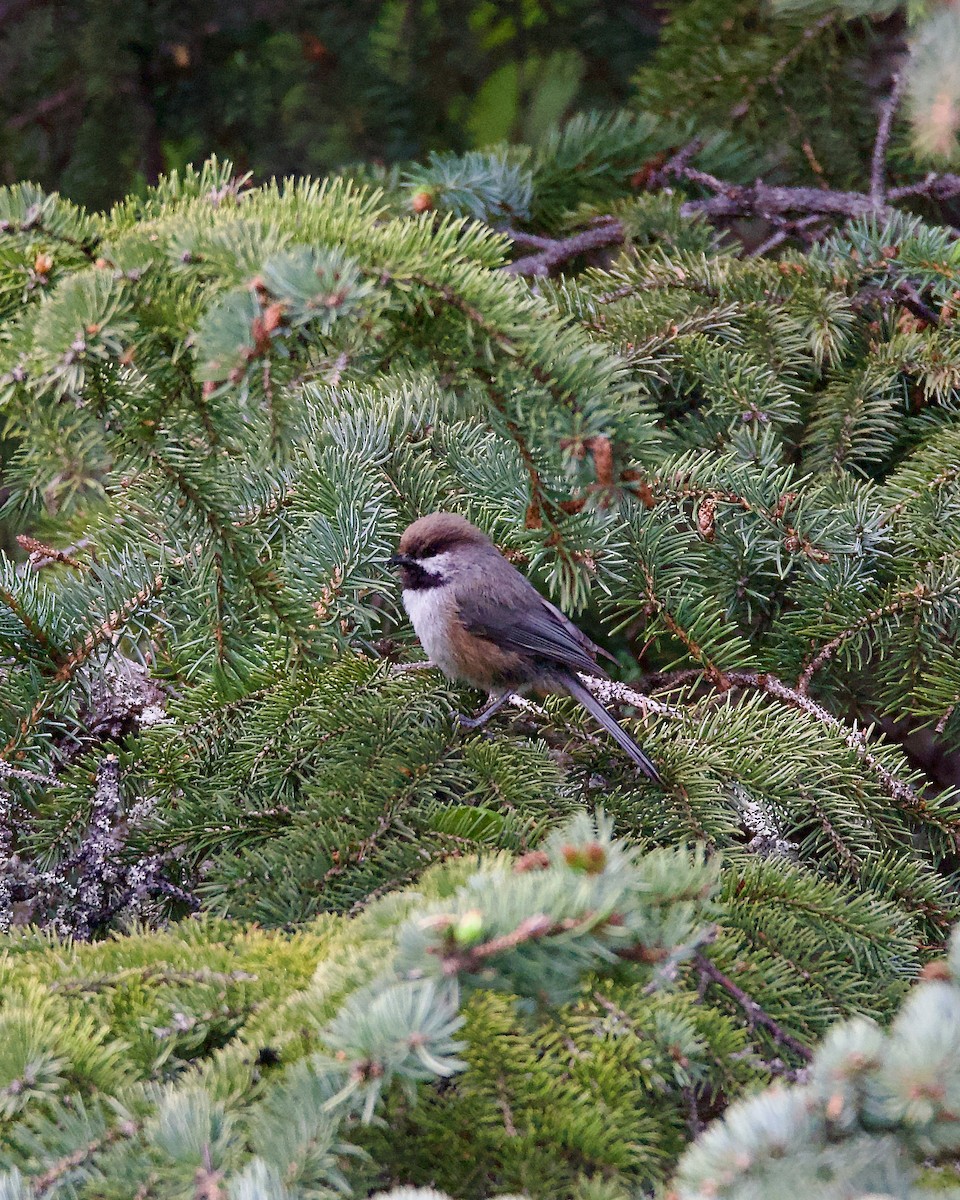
[[0, 759, 61, 786], [722, 671, 927, 816]]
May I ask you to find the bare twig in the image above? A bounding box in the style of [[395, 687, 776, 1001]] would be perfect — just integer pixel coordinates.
[[391, 660, 437, 675], [851, 283, 941, 327], [6, 86, 78, 131], [889, 172, 960, 205], [326, 349, 350, 386], [936, 701, 957, 735], [55, 754, 125, 938], [644, 138, 705, 192], [680, 180, 890, 222], [502, 218, 625, 277], [17, 534, 90, 572], [870, 69, 908, 207], [897, 281, 941, 327], [506, 693, 548, 718], [438, 913, 557, 974], [641, 666, 928, 815], [749, 214, 827, 258], [499, 229, 557, 252]]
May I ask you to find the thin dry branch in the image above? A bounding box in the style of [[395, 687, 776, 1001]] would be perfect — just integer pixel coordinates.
[[852, 283, 941, 327], [749, 214, 827, 258], [681, 178, 872, 221], [641, 667, 929, 816], [673, 168, 960, 224], [6, 85, 79, 131], [871, 69, 908, 207]]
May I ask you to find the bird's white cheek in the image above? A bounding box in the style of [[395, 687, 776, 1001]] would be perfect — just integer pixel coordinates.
[[402, 588, 460, 679]]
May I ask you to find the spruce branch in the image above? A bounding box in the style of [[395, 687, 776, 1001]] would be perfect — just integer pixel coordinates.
[[644, 666, 930, 815], [0, 210, 100, 259], [640, 562, 729, 687], [435, 913, 558, 975], [640, 474, 829, 565], [0, 579, 62, 663], [140, 446, 301, 646], [33, 1125, 138, 1197], [52, 572, 165, 684], [693, 949, 813, 1062], [16, 535, 89, 572], [887, 464, 960, 517], [676, 930, 960, 1199], [796, 582, 928, 695], [728, 11, 839, 123]]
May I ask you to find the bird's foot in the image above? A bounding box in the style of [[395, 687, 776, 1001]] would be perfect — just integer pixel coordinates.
[[457, 692, 515, 730]]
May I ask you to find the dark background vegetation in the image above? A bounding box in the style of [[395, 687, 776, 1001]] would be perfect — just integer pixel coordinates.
[[0, 0, 663, 209]]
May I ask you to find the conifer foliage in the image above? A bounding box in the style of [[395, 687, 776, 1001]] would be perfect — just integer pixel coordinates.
[[1, 22, 960, 1195]]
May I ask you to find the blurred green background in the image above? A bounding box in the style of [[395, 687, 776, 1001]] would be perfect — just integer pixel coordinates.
[[0, 0, 662, 209]]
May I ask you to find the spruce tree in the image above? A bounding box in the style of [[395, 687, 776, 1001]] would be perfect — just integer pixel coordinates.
[[1, 6, 960, 1196]]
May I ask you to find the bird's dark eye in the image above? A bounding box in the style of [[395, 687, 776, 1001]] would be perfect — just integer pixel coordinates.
[[415, 536, 456, 560]]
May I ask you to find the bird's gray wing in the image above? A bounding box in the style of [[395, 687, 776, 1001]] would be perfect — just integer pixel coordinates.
[[540, 597, 618, 666], [458, 589, 607, 679]]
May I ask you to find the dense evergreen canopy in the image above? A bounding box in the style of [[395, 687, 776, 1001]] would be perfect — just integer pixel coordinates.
[[1, 1, 960, 1197]]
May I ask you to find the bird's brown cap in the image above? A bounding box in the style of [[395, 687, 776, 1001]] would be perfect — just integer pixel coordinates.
[[396, 512, 493, 559]]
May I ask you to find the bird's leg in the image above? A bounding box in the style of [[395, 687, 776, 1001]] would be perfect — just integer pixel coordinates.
[[458, 692, 514, 729]]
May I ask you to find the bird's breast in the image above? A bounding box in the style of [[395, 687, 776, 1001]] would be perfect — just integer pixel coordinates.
[[402, 586, 523, 690], [401, 587, 464, 680]]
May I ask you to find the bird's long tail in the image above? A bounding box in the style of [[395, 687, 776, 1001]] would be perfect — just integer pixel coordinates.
[[563, 674, 662, 782]]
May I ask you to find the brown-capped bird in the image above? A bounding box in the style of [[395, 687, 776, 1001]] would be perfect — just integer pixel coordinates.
[[387, 512, 661, 781]]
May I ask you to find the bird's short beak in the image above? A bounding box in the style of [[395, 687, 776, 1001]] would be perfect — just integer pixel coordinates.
[[387, 554, 411, 569]]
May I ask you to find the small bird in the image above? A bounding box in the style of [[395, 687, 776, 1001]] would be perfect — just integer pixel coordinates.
[[387, 512, 661, 781]]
